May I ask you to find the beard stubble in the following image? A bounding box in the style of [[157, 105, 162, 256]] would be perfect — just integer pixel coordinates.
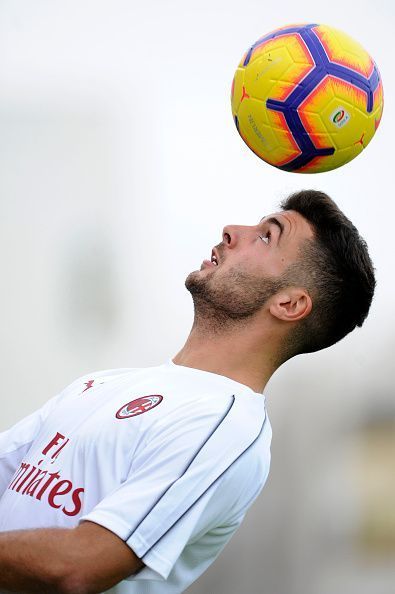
[[185, 265, 286, 334]]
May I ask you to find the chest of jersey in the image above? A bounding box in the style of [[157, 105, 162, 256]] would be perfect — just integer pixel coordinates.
[[0, 369, 234, 529]]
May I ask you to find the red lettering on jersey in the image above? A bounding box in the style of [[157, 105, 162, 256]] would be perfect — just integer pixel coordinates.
[[42, 433, 66, 456], [48, 480, 73, 509], [8, 462, 30, 490], [50, 438, 70, 461], [7, 459, 85, 518], [63, 488, 84, 517], [35, 471, 61, 500], [23, 469, 48, 496], [15, 465, 37, 492]]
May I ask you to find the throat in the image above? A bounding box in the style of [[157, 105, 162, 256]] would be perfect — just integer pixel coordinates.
[[174, 322, 278, 394]]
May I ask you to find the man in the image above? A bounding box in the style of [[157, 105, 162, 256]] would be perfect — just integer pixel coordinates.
[[0, 190, 375, 594]]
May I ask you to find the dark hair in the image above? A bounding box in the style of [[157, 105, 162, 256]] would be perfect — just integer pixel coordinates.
[[280, 189, 376, 356]]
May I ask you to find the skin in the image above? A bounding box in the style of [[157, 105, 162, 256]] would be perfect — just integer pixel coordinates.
[[174, 209, 315, 393], [0, 521, 143, 593], [0, 209, 314, 593]]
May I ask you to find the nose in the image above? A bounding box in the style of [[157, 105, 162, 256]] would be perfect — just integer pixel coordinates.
[[222, 224, 256, 248]]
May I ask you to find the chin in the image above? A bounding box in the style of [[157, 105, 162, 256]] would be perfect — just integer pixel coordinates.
[[185, 269, 207, 293], [185, 270, 198, 288]]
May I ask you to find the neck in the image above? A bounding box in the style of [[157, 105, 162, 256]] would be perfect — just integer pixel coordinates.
[[173, 315, 281, 393]]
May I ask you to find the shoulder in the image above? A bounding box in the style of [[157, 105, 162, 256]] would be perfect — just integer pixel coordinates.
[[222, 403, 272, 483], [206, 392, 270, 452], [209, 416, 272, 525], [214, 403, 272, 512], [60, 367, 141, 396]]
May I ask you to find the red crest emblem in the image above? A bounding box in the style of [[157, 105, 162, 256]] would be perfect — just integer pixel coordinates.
[[116, 395, 163, 419]]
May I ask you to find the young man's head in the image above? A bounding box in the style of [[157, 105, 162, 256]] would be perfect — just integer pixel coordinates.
[[185, 189, 376, 361]]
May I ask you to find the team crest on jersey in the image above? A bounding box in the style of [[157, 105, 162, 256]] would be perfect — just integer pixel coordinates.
[[115, 395, 163, 419]]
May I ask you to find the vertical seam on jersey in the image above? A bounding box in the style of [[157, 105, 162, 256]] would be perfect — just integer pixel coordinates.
[[123, 395, 236, 543], [133, 412, 268, 558]]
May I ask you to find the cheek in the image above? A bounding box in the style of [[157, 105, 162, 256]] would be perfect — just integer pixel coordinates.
[[223, 249, 285, 278], [258, 253, 288, 278]]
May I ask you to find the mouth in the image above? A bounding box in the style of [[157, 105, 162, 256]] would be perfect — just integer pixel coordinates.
[[200, 248, 220, 270], [210, 248, 219, 266]]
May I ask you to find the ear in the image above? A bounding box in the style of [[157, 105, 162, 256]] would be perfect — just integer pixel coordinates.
[[269, 289, 312, 323]]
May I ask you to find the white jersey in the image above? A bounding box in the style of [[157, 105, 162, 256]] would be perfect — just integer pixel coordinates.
[[0, 360, 272, 594]]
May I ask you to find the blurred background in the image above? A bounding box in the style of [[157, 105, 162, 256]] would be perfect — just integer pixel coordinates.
[[0, 1, 394, 593]]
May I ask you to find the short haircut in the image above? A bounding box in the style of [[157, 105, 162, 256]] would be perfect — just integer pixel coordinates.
[[280, 189, 376, 356]]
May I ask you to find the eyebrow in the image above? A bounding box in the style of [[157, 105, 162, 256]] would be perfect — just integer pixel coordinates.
[[260, 215, 285, 238]]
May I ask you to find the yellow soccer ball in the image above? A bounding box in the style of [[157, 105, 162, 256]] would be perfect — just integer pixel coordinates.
[[231, 24, 384, 173]]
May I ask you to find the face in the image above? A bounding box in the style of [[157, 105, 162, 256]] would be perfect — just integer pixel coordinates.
[[185, 209, 315, 320]]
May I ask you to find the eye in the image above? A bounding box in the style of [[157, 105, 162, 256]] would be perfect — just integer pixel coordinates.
[[259, 230, 271, 245]]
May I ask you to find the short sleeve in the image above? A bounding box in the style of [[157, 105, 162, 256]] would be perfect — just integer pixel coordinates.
[[79, 394, 269, 581], [0, 369, 113, 497], [0, 390, 68, 496]]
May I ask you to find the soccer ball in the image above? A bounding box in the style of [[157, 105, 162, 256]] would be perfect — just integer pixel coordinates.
[[231, 24, 383, 173]]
